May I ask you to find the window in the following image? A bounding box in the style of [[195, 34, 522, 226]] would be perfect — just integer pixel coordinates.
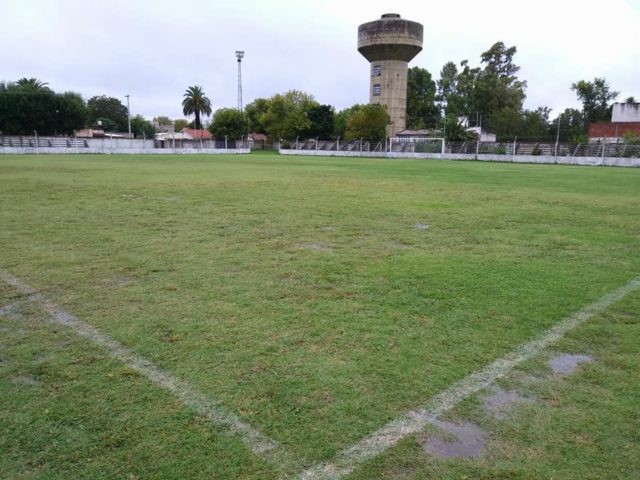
[[372, 64, 382, 76], [373, 84, 381, 96]]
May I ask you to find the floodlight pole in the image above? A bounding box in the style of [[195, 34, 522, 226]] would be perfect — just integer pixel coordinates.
[[125, 94, 131, 138], [235, 51, 244, 111], [555, 117, 561, 157]]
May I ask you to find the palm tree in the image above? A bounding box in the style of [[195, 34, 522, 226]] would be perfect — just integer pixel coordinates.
[[16, 77, 50, 92], [182, 85, 212, 130]]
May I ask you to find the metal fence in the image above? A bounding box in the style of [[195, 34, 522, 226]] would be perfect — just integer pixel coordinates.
[[282, 138, 640, 158]]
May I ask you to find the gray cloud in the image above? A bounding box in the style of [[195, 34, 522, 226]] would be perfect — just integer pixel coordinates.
[[2, 0, 638, 121]]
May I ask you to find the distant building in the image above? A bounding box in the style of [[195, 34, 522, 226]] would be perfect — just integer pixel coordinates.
[[155, 128, 212, 148], [153, 121, 175, 134], [589, 102, 640, 142], [612, 102, 640, 122], [395, 129, 433, 139]]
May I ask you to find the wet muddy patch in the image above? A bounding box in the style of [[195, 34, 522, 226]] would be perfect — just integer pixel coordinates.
[[483, 386, 534, 420], [549, 353, 592, 375], [11, 374, 40, 387], [300, 243, 333, 253], [0, 303, 23, 320], [121, 193, 178, 202], [423, 419, 488, 458]]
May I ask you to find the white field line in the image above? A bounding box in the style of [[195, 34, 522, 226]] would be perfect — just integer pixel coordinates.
[[298, 276, 640, 480], [0, 271, 282, 459]]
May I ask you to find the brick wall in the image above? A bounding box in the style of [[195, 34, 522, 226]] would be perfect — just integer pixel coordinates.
[[589, 122, 640, 138]]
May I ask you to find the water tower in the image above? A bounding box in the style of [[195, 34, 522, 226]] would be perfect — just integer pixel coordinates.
[[358, 13, 423, 137]]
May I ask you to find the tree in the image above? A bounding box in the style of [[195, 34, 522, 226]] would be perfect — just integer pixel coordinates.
[[437, 61, 459, 116], [153, 116, 173, 126], [130, 115, 155, 138], [15, 77, 51, 92], [550, 108, 586, 143], [0, 79, 86, 135], [245, 98, 270, 134], [480, 42, 520, 78], [55, 92, 87, 134], [442, 115, 475, 142], [485, 106, 551, 141], [571, 77, 619, 124], [625, 96, 636, 104], [209, 108, 247, 139], [260, 90, 318, 139], [437, 42, 526, 126], [305, 104, 335, 139], [344, 104, 389, 141], [407, 66, 439, 129], [182, 85, 212, 130], [334, 104, 364, 139], [88, 96, 128, 131], [173, 119, 189, 131]]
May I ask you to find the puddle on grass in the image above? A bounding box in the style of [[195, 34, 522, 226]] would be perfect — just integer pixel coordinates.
[[388, 241, 412, 250], [423, 419, 488, 458], [549, 353, 592, 375], [121, 193, 177, 202], [301, 243, 333, 253], [483, 386, 534, 420], [11, 374, 40, 387], [0, 303, 23, 320]]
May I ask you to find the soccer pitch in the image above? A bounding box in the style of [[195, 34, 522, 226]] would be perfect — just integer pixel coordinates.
[[1, 154, 639, 479]]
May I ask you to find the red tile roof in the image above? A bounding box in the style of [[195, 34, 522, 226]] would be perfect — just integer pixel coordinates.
[[182, 128, 212, 140], [250, 132, 267, 141]]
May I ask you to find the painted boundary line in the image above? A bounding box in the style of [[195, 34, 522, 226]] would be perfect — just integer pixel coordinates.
[[0, 270, 287, 463], [297, 276, 640, 480]]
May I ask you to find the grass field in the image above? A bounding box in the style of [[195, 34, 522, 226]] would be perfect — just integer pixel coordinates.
[[1, 153, 639, 479]]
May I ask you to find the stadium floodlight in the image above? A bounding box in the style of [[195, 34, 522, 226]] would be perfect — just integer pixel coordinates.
[[235, 51, 245, 111]]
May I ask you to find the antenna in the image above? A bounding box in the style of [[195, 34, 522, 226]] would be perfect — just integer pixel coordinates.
[[235, 50, 244, 111]]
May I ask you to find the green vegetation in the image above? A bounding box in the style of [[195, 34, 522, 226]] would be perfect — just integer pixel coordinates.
[[1, 154, 639, 479], [182, 85, 212, 130], [209, 108, 248, 140], [0, 79, 86, 135]]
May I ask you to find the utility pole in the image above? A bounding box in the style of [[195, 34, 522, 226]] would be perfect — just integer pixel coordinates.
[[235, 51, 244, 111], [125, 94, 131, 138]]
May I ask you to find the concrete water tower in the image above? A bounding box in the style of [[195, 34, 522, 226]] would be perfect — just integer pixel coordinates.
[[358, 13, 423, 137]]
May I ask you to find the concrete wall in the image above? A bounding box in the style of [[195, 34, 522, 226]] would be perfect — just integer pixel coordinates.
[[0, 147, 249, 155], [612, 103, 640, 123], [279, 149, 640, 168]]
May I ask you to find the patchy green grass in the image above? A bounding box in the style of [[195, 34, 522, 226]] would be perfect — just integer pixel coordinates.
[[1, 154, 639, 478], [346, 289, 640, 480]]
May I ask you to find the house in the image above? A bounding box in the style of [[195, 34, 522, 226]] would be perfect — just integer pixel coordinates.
[[249, 132, 267, 142], [589, 102, 640, 142], [181, 128, 212, 140], [155, 128, 212, 148]]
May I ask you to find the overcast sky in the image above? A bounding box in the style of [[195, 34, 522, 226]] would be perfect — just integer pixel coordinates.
[[3, 0, 639, 121]]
